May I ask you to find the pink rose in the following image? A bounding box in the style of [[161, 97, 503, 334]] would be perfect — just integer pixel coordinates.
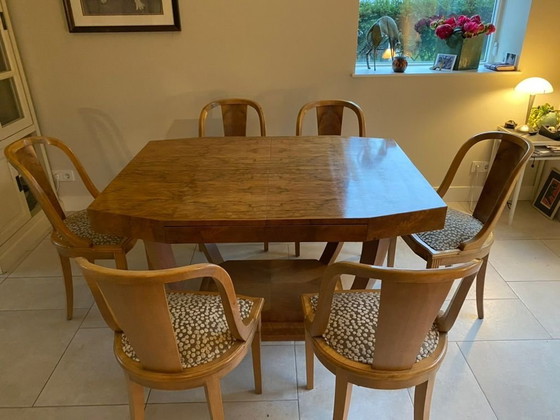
[[486, 23, 496, 34], [463, 21, 480, 35], [470, 15, 482, 23], [457, 15, 469, 26], [435, 24, 454, 39], [444, 17, 456, 27]]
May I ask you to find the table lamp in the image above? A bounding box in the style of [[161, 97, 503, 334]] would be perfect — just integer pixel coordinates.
[[514, 77, 554, 133]]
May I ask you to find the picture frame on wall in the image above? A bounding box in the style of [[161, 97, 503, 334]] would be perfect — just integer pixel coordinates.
[[432, 53, 457, 72], [533, 167, 560, 219], [62, 0, 181, 32]]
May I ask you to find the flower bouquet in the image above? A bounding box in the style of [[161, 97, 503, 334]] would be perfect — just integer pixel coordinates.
[[416, 15, 496, 70]]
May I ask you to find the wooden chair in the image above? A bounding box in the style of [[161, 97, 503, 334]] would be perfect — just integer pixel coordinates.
[[4, 136, 136, 320], [387, 131, 533, 319], [302, 260, 482, 420], [76, 258, 264, 420], [199, 98, 298, 256], [295, 99, 367, 257], [295, 99, 366, 137]]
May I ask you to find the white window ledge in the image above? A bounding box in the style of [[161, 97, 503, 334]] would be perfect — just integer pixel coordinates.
[[353, 65, 521, 77]]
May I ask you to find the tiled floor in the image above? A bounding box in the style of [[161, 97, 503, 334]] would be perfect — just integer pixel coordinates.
[[1, 201, 559, 419]]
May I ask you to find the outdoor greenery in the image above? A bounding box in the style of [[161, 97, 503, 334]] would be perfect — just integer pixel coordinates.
[[357, 0, 497, 65]]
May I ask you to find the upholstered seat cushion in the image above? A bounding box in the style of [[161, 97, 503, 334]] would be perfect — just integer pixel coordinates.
[[416, 208, 483, 251], [61, 210, 123, 246], [122, 293, 253, 369], [310, 291, 438, 364]]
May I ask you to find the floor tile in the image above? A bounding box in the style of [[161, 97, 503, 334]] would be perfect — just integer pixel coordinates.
[[148, 345, 298, 403], [35, 328, 130, 406], [0, 309, 86, 407], [509, 281, 560, 338], [145, 400, 299, 419], [489, 239, 560, 281], [295, 345, 414, 420], [446, 299, 551, 342], [458, 340, 560, 419], [0, 406, 129, 419], [0, 276, 93, 311], [543, 239, 560, 257]]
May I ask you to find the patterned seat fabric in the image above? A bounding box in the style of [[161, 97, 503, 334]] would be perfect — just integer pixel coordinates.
[[310, 291, 438, 364], [122, 293, 253, 369], [59, 210, 123, 246], [416, 208, 483, 251]]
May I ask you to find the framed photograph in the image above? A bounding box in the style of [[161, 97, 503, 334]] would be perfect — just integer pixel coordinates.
[[504, 52, 517, 66], [432, 54, 457, 72], [62, 0, 181, 32], [533, 167, 560, 219]]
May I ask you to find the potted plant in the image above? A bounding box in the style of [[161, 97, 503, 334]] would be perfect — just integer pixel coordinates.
[[416, 15, 496, 70]]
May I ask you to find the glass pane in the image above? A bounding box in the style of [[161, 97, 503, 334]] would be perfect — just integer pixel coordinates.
[[0, 77, 23, 126], [357, 0, 498, 66], [0, 30, 9, 72]]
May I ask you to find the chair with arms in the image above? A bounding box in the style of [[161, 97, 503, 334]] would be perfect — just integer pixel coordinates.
[[387, 131, 533, 319], [199, 98, 299, 256], [76, 258, 264, 420], [295, 99, 367, 258], [302, 260, 482, 419], [4, 136, 136, 320]]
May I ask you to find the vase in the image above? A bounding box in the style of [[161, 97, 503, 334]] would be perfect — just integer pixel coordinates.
[[436, 34, 484, 70], [392, 56, 408, 73]]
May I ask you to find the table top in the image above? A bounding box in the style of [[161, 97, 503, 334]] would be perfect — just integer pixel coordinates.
[[88, 136, 447, 243]]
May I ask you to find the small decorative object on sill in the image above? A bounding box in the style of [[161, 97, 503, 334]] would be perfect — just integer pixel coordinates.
[[362, 16, 401, 71], [539, 125, 560, 141], [416, 14, 496, 71], [392, 56, 408, 72]]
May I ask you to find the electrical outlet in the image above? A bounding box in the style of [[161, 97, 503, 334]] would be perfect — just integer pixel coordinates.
[[470, 161, 489, 173], [53, 170, 75, 182]]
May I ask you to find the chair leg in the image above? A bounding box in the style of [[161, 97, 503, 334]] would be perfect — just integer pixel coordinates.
[[413, 376, 436, 420], [476, 254, 489, 319], [295, 241, 301, 257], [264, 241, 269, 252], [114, 251, 128, 270], [304, 330, 314, 390], [204, 377, 225, 420], [58, 254, 74, 320], [387, 237, 397, 267], [333, 374, 353, 420], [251, 320, 263, 394], [126, 374, 145, 420]]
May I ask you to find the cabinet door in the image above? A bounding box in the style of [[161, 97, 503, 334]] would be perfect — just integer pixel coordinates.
[[0, 151, 31, 244], [0, 2, 33, 139]]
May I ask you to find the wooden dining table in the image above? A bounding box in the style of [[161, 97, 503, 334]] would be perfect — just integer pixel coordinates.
[[88, 136, 447, 340]]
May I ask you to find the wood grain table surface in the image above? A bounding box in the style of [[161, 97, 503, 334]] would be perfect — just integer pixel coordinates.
[[88, 136, 447, 340]]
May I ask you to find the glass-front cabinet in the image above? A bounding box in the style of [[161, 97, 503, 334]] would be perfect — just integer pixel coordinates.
[[0, 0, 50, 273]]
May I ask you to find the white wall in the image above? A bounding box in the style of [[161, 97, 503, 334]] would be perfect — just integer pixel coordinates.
[[6, 0, 560, 208]]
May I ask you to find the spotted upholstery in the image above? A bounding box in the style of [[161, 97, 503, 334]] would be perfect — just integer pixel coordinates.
[[59, 210, 123, 246], [416, 208, 483, 251], [309, 291, 439, 364], [122, 293, 253, 369]]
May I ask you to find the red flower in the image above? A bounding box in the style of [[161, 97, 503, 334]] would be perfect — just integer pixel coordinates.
[[435, 24, 454, 39], [416, 14, 496, 40], [486, 23, 496, 34]]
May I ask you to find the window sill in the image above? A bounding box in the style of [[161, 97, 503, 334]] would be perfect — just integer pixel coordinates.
[[352, 64, 521, 77]]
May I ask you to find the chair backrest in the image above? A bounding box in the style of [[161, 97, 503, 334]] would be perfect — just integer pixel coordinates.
[[4, 136, 99, 248], [437, 131, 533, 250], [295, 99, 366, 137], [76, 258, 255, 373], [198, 98, 266, 137], [309, 260, 481, 370]]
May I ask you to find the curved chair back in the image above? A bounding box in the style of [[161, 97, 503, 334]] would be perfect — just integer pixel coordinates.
[[198, 98, 266, 137], [296, 99, 366, 137], [4, 136, 99, 248]]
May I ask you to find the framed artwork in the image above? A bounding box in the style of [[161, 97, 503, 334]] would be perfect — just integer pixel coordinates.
[[533, 167, 560, 219], [62, 0, 181, 32], [432, 53, 457, 72]]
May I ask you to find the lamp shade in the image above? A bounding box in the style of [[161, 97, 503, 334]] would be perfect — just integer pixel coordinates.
[[515, 77, 554, 95]]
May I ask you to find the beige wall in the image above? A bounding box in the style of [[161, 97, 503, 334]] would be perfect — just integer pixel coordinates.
[[6, 0, 560, 207]]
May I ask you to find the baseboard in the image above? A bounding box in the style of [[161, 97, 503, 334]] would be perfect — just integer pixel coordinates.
[[0, 211, 50, 274]]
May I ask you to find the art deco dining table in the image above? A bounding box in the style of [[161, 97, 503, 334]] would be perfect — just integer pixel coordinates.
[[88, 136, 447, 340]]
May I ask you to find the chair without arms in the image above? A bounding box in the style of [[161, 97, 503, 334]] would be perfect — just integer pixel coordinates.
[[302, 260, 482, 420], [4, 136, 136, 320], [387, 131, 533, 319], [199, 98, 299, 256], [76, 258, 264, 420], [295, 99, 367, 258]]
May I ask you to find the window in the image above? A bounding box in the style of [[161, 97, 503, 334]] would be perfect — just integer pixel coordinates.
[[356, 0, 517, 72]]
